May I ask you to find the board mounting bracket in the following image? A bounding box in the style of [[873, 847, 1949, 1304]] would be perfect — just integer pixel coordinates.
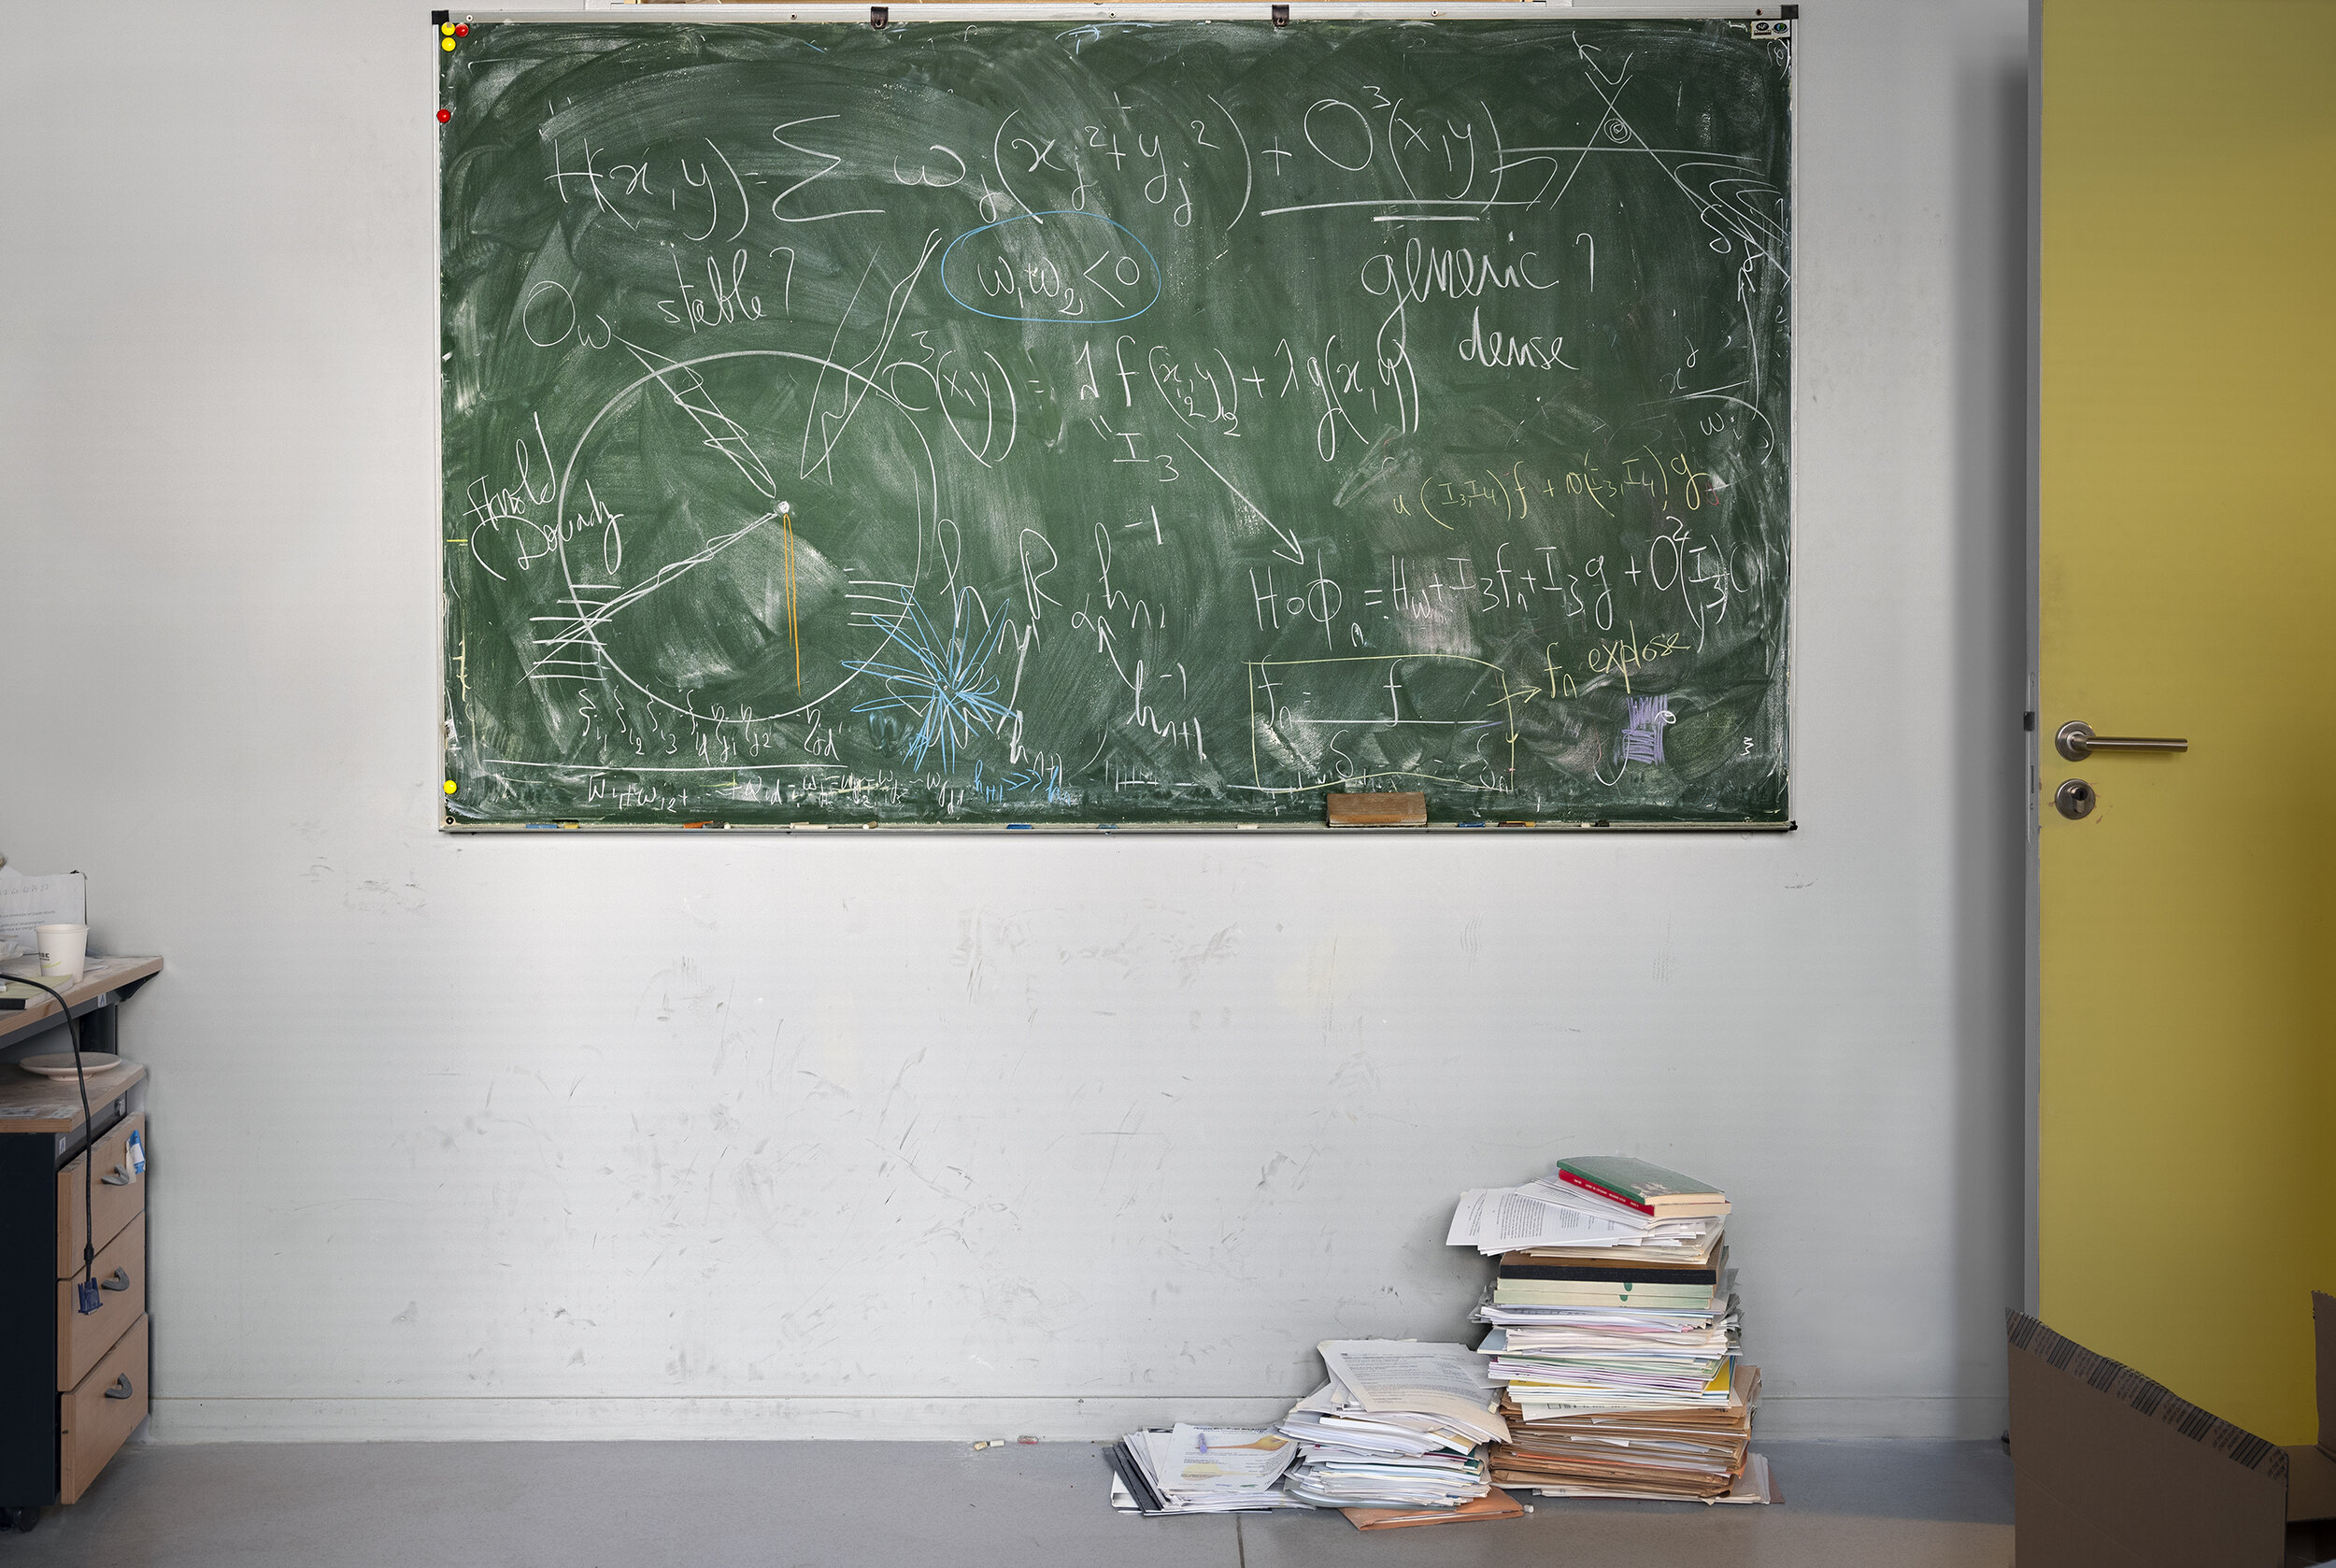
[[1272, 5, 1289, 25], [870, 6, 888, 27], [431, 9, 449, 25]]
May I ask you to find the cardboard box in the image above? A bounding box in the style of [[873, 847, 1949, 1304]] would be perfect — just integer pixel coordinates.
[[2008, 1294, 2336, 1568]]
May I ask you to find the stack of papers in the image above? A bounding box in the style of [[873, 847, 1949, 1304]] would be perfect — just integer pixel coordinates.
[[1479, 1320, 1739, 1417], [1448, 1159, 1768, 1503], [1275, 1341, 1510, 1511], [1446, 1180, 1725, 1260], [1488, 1373, 1765, 1501], [1104, 1425, 1310, 1515]]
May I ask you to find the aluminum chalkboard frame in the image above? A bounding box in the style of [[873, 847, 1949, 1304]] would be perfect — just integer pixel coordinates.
[[437, 6, 1797, 830]]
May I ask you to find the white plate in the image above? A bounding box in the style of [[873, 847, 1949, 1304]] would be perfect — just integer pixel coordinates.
[[17, 1053, 130, 1081]]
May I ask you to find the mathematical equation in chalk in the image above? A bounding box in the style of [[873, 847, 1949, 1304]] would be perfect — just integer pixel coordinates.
[[438, 19, 1793, 825]]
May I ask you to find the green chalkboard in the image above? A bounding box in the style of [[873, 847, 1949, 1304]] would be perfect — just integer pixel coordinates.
[[439, 16, 1792, 828]]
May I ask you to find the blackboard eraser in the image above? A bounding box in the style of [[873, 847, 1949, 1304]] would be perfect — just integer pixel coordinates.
[[1326, 791, 1428, 828]]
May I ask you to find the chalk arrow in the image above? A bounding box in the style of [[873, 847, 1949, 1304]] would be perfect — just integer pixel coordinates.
[[1173, 434, 1303, 563]]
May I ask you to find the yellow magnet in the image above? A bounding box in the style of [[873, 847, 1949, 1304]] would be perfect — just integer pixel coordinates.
[[444, 779, 458, 794]]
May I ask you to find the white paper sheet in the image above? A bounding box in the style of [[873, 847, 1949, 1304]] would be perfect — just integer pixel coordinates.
[[1446, 1187, 1649, 1252], [1317, 1341, 1509, 1443], [1158, 1425, 1298, 1492], [0, 869, 84, 961]]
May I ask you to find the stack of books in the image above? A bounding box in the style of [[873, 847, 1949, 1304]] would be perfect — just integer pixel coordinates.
[[1275, 1340, 1510, 1512], [1452, 1157, 1767, 1503]]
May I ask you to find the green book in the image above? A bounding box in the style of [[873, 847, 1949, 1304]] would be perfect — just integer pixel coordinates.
[[1552, 1156, 1731, 1218]]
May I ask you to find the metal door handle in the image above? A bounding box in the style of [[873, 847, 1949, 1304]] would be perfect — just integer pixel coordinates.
[[101, 1165, 135, 1187], [2056, 721, 2188, 762], [101, 1268, 130, 1291], [104, 1376, 134, 1400]]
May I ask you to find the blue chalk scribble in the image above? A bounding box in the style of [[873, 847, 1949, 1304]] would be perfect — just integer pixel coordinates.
[[846, 592, 1018, 773]]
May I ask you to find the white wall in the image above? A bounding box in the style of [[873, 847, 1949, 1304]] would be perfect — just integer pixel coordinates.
[[0, 0, 2030, 1441]]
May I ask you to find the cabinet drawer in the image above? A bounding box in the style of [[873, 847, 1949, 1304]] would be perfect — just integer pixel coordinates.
[[58, 1213, 145, 1391], [58, 1112, 145, 1276], [59, 1314, 147, 1506]]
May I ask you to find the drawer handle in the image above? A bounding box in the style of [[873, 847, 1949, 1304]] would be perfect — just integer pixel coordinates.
[[104, 1376, 134, 1401], [102, 1165, 135, 1187], [101, 1268, 131, 1292]]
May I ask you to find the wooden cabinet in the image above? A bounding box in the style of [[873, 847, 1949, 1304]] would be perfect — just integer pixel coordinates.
[[57, 1112, 145, 1274], [58, 1317, 147, 1506], [59, 1215, 146, 1392], [0, 956, 160, 1533]]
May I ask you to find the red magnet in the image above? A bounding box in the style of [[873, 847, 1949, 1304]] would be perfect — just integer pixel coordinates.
[[453, 22, 469, 35], [437, 108, 452, 123]]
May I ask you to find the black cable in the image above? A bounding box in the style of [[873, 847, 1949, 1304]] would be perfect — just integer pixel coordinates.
[[8, 973, 98, 1304]]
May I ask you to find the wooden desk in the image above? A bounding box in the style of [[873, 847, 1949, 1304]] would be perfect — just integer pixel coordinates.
[[0, 956, 159, 1532], [0, 957, 164, 1048], [0, 1067, 150, 1139]]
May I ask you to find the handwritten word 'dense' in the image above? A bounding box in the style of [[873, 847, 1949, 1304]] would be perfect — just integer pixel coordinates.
[[1459, 308, 1574, 372]]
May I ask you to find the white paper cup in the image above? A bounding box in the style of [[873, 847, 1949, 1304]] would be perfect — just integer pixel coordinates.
[[36, 924, 88, 982]]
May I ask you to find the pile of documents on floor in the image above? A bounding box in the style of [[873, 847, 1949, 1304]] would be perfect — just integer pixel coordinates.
[[1108, 1341, 1528, 1525], [1449, 1155, 1773, 1504], [1104, 1424, 1311, 1515], [1276, 1340, 1511, 1513]]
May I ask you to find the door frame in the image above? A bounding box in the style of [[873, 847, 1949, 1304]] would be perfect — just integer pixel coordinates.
[[2021, 0, 2043, 1319]]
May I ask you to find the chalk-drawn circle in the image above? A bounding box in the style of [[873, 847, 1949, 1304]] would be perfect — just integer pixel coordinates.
[[549, 349, 945, 727], [1304, 99, 1375, 171], [939, 211, 1161, 325], [522, 280, 576, 348]]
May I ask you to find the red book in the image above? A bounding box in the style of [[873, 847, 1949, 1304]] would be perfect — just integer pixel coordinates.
[[1557, 1168, 1652, 1215], [1550, 1157, 1731, 1219]]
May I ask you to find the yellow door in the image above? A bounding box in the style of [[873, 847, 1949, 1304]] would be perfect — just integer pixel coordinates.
[[2039, 0, 2335, 1443]]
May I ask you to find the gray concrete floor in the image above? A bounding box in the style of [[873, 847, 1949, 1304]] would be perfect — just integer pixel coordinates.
[[9, 1439, 2013, 1567]]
